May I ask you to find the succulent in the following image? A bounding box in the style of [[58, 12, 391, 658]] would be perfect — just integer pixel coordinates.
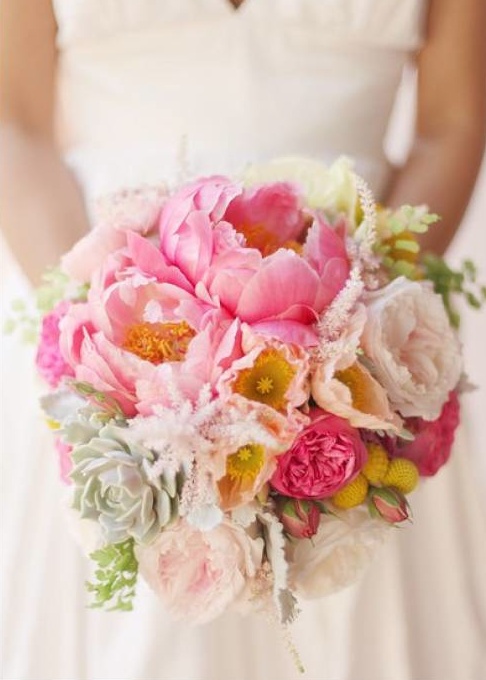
[[70, 424, 182, 545]]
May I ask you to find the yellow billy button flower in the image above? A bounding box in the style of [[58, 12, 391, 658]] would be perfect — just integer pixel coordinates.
[[362, 443, 390, 485], [233, 348, 296, 411], [383, 458, 419, 495], [123, 321, 195, 364], [45, 418, 61, 430], [332, 474, 369, 510]]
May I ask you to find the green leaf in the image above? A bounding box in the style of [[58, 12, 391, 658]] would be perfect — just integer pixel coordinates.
[[86, 539, 138, 612]]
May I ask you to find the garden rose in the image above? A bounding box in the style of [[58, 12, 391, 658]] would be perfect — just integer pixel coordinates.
[[288, 507, 389, 598], [395, 391, 460, 476], [270, 409, 367, 499], [136, 519, 263, 624], [361, 277, 462, 420]]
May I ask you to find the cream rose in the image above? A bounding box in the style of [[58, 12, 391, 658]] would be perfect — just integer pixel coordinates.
[[287, 507, 389, 599], [361, 277, 462, 420]]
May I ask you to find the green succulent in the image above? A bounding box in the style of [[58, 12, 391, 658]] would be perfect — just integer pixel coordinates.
[[71, 424, 181, 545]]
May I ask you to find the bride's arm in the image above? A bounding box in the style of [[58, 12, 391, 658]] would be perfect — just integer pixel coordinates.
[[0, 0, 89, 286], [386, 0, 486, 255]]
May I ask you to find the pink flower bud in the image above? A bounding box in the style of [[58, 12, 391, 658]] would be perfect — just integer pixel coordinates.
[[276, 498, 321, 539], [368, 487, 410, 524]]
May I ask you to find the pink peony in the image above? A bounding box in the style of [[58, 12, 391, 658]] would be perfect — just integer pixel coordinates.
[[62, 186, 167, 283], [394, 391, 460, 476], [36, 301, 75, 387], [302, 215, 350, 302], [136, 519, 263, 624], [159, 176, 242, 285], [233, 248, 344, 347], [270, 408, 367, 499], [55, 437, 73, 485], [223, 182, 308, 254]]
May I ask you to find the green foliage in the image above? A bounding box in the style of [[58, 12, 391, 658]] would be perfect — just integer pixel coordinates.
[[388, 205, 439, 235], [86, 539, 138, 612], [422, 254, 486, 328], [377, 206, 440, 281], [4, 266, 89, 343]]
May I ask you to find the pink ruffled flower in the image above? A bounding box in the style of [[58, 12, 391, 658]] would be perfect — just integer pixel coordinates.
[[136, 519, 263, 624], [223, 182, 308, 254], [62, 186, 167, 283], [233, 248, 344, 347], [302, 215, 350, 305], [159, 176, 242, 285], [394, 391, 461, 476], [55, 437, 73, 485], [136, 318, 243, 414], [36, 301, 75, 387], [270, 408, 367, 499]]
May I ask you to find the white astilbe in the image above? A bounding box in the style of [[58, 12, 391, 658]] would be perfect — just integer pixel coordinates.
[[315, 266, 365, 368], [352, 174, 378, 265]]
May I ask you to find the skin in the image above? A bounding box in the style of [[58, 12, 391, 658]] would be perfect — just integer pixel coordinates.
[[0, 0, 485, 285]]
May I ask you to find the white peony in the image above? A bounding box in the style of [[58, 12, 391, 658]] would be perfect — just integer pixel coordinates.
[[287, 507, 389, 599], [361, 277, 462, 420]]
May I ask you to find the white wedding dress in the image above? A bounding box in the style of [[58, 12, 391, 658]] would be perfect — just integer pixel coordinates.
[[2, 1, 486, 679]]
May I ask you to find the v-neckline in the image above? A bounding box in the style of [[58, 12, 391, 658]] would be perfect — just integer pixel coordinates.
[[225, 0, 247, 11]]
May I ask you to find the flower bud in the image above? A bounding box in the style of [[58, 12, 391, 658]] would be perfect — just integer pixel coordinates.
[[368, 487, 410, 524], [276, 498, 321, 539]]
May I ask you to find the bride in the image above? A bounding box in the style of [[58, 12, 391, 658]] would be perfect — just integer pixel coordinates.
[[1, 1, 485, 678]]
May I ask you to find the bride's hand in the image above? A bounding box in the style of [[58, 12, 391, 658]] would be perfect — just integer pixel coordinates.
[[0, 0, 89, 286], [385, 0, 486, 256]]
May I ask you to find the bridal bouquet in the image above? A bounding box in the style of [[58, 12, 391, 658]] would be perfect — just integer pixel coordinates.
[[31, 157, 481, 628]]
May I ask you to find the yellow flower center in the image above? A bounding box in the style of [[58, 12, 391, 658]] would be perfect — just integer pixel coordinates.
[[335, 363, 368, 411], [233, 348, 296, 411], [226, 444, 265, 482], [237, 224, 304, 256], [238, 223, 280, 256], [123, 321, 195, 364]]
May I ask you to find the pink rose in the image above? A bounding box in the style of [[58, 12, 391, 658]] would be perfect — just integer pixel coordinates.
[[36, 301, 74, 387], [136, 519, 263, 624], [395, 391, 460, 476], [361, 277, 462, 420], [270, 408, 367, 499], [276, 498, 321, 539], [369, 487, 410, 524]]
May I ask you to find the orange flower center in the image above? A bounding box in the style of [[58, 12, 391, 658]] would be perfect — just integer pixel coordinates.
[[237, 223, 303, 256], [123, 321, 195, 364]]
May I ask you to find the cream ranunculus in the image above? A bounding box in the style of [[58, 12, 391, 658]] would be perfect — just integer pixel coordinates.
[[242, 156, 359, 222], [287, 507, 389, 598], [361, 277, 462, 421]]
